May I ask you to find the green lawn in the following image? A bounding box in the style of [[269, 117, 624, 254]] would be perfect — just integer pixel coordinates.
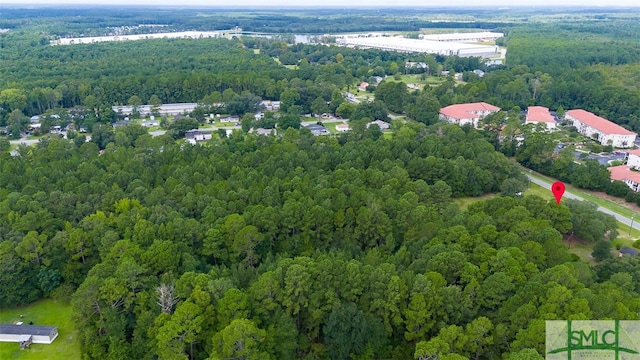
[[454, 193, 499, 210], [0, 299, 80, 360], [322, 121, 345, 134], [523, 182, 552, 199], [566, 242, 596, 265]]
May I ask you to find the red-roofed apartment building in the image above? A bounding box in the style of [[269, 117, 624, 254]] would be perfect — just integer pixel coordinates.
[[609, 165, 640, 192], [439, 102, 500, 128], [525, 106, 556, 130], [565, 109, 636, 148]]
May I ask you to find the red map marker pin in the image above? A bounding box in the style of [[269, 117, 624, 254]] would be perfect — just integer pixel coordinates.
[[552, 181, 565, 205]]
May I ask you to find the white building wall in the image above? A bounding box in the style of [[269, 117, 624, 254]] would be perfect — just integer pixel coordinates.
[[32, 334, 57, 344], [0, 333, 57, 344], [525, 120, 556, 131], [567, 114, 636, 148], [440, 115, 478, 128], [627, 154, 640, 169], [601, 133, 636, 148]]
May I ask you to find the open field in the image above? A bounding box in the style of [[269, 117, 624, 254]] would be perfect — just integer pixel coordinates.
[[565, 242, 596, 265], [454, 193, 498, 210], [0, 299, 80, 360]]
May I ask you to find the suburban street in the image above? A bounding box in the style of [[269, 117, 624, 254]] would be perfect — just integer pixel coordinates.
[[525, 174, 640, 232]]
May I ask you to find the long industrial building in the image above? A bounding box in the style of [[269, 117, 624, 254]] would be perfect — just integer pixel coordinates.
[[341, 36, 499, 57], [53, 30, 240, 45], [419, 31, 504, 42]]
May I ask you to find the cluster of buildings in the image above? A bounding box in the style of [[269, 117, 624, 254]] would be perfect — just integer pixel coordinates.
[[439, 102, 640, 193], [439, 103, 637, 148]]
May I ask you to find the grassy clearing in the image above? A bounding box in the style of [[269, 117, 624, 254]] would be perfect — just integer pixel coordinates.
[[566, 242, 596, 265], [523, 182, 552, 199], [321, 121, 342, 134], [0, 299, 80, 360], [616, 221, 640, 243], [454, 193, 499, 210]]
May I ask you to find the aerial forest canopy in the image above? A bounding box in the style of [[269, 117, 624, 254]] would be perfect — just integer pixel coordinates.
[[0, 123, 635, 359], [1, 7, 640, 360]]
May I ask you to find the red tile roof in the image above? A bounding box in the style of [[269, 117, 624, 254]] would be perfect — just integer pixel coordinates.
[[526, 106, 555, 123], [439, 102, 500, 120], [627, 149, 640, 156], [566, 109, 636, 135], [609, 165, 640, 184]]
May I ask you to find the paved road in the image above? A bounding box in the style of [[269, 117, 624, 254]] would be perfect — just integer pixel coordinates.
[[526, 174, 640, 232]]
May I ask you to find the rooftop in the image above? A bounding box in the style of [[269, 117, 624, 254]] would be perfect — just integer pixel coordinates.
[[0, 325, 57, 336], [526, 106, 555, 124], [620, 247, 639, 256], [566, 109, 636, 136], [440, 102, 500, 120], [609, 165, 640, 184]]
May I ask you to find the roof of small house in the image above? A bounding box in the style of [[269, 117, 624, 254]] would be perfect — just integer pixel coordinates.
[[0, 325, 57, 336], [620, 247, 639, 256]]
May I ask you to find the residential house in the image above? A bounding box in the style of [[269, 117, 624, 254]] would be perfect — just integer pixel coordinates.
[[251, 128, 276, 136], [112, 120, 130, 129], [260, 100, 280, 111], [0, 324, 59, 346], [359, 82, 369, 91], [525, 106, 556, 131], [620, 247, 639, 256], [367, 120, 391, 130], [609, 165, 640, 192], [565, 109, 636, 148], [218, 115, 240, 123], [335, 123, 351, 132], [141, 120, 160, 127], [473, 69, 485, 77], [439, 102, 500, 128], [185, 129, 212, 144], [305, 124, 330, 136]]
